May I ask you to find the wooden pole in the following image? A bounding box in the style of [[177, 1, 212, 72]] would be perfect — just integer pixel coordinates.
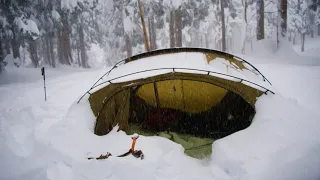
[[137, 0, 150, 52]]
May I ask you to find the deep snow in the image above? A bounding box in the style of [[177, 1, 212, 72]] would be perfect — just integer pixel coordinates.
[[1, 42, 320, 180]]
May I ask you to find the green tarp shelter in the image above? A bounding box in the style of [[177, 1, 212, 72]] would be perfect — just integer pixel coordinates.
[[78, 48, 273, 158]]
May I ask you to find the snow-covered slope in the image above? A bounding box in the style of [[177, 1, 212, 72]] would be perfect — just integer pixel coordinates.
[[1, 44, 320, 180]]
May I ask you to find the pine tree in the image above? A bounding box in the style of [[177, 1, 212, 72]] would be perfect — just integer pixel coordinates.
[[310, 0, 320, 36]]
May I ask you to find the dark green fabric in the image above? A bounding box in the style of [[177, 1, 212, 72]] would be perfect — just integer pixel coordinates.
[[90, 72, 263, 136], [127, 124, 213, 159]]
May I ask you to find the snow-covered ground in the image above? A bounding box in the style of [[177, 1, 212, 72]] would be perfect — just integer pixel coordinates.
[[1, 41, 320, 180]]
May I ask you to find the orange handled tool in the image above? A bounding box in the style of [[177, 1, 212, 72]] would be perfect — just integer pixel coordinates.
[[131, 136, 139, 151], [118, 135, 144, 159]]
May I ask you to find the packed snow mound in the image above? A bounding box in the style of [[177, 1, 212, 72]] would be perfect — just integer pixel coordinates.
[[275, 40, 301, 61], [43, 92, 320, 180], [47, 101, 218, 180], [238, 39, 320, 66], [246, 39, 278, 57], [211, 94, 320, 179], [0, 107, 37, 157], [293, 36, 320, 58], [3, 54, 21, 68], [241, 39, 300, 63]]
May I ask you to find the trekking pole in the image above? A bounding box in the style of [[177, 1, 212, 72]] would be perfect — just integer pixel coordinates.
[[41, 67, 47, 101]]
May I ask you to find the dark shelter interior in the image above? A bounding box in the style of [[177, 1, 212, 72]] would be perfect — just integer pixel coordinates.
[[129, 84, 255, 140]]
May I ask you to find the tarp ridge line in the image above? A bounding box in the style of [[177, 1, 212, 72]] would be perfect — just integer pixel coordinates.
[[90, 67, 274, 95], [77, 48, 274, 103], [77, 59, 126, 103]]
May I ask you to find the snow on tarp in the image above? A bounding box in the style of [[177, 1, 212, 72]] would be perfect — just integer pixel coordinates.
[[89, 51, 273, 93]]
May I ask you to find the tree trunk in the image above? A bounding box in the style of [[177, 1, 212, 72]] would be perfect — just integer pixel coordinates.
[[0, 36, 3, 63], [5, 39, 10, 55], [11, 25, 20, 60], [148, 17, 157, 51], [205, 33, 209, 48], [137, 0, 150, 52], [48, 32, 55, 68], [241, 36, 246, 54], [77, 48, 81, 67], [241, 1, 248, 54], [311, 27, 314, 38], [148, 18, 153, 50], [175, 8, 182, 47], [318, 24, 320, 36], [293, 33, 296, 45], [125, 33, 132, 58], [220, 0, 226, 51], [28, 39, 39, 68], [230, 37, 233, 51], [280, 0, 287, 38], [57, 28, 64, 65], [79, 24, 88, 68], [288, 34, 292, 41], [301, 33, 305, 52], [0, 39, 3, 71], [21, 38, 27, 66], [257, 0, 265, 40], [169, 10, 175, 48], [45, 35, 51, 66], [151, 16, 157, 50], [61, 12, 72, 65]]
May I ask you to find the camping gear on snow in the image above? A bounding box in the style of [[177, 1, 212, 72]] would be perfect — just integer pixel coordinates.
[[118, 134, 144, 159], [78, 48, 274, 159], [88, 152, 112, 160], [87, 134, 144, 160]]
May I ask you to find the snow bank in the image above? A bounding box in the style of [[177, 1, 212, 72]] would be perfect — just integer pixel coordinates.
[[3, 54, 21, 68], [0, 107, 37, 157], [238, 39, 320, 66], [42, 89, 320, 180], [211, 94, 320, 179], [246, 39, 278, 57], [46, 100, 216, 180]]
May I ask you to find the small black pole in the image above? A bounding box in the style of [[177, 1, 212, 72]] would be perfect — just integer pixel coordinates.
[[41, 67, 47, 101]]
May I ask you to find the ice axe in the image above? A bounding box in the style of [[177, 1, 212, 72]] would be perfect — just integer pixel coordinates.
[[117, 134, 144, 160]]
